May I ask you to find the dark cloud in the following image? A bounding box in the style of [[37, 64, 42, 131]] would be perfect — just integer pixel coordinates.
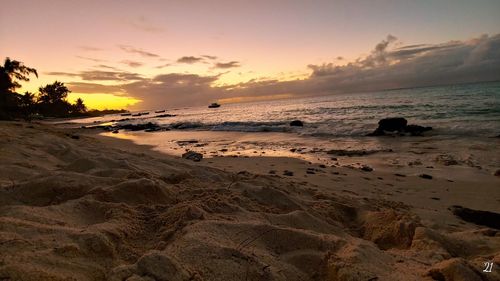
[[202, 55, 218, 60], [94, 64, 121, 71], [46, 70, 143, 81], [66, 82, 123, 94], [45, 71, 80, 77], [122, 73, 220, 108], [79, 71, 143, 81], [119, 45, 159, 58], [76, 56, 107, 62], [213, 61, 241, 69], [155, 63, 172, 69], [177, 56, 204, 64], [121, 60, 143, 68]]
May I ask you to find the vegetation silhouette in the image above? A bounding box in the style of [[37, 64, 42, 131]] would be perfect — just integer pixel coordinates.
[[0, 57, 126, 120]]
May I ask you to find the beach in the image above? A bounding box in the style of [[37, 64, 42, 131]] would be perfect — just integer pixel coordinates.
[[0, 121, 499, 281]]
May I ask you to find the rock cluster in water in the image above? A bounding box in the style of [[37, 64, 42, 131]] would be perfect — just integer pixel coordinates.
[[368, 117, 432, 136]]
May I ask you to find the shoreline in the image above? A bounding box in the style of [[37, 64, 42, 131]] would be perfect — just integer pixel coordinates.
[[97, 128, 500, 179], [1, 121, 499, 280]]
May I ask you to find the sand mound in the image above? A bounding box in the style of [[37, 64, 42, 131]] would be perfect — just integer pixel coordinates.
[[0, 122, 498, 281]]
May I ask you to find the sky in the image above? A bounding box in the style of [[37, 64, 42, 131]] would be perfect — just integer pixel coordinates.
[[1, 0, 500, 110]]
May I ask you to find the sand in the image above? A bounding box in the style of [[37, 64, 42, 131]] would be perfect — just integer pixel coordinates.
[[0, 122, 499, 281]]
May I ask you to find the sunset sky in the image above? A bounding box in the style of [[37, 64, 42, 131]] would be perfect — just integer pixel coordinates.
[[1, 0, 500, 110]]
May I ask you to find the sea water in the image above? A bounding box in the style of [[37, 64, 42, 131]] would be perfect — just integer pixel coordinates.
[[96, 81, 500, 138]]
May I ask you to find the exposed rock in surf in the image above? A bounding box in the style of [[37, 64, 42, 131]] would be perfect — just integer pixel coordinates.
[[404, 124, 432, 136], [450, 205, 500, 229], [370, 117, 407, 136], [367, 117, 432, 136], [289, 120, 303, 127], [120, 122, 160, 132], [182, 151, 203, 162]]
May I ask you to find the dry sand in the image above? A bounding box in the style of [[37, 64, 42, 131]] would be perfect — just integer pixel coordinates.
[[0, 122, 499, 281]]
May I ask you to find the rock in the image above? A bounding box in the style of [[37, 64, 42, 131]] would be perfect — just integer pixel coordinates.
[[327, 149, 392, 156], [120, 122, 159, 132], [494, 169, 500, 177], [435, 154, 459, 166], [283, 170, 294, 176], [450, 205, 500, 229], [361, 165, 373, 172], [367, 117, 432, 136], [144, 127, 161, 132], [289, 120, 303, 127], [176, 140, 198, 146], [70, 135, 80, 139], [405, 124, 432, 136], [368, 117, 407, 136], [156, 114, 176, 118], [419, 174, 433, 179], [182, 151, 203, 162], [112, 130, 119, 134]]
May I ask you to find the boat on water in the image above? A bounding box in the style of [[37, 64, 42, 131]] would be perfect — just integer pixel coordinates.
[[208, 102, 221, 108]]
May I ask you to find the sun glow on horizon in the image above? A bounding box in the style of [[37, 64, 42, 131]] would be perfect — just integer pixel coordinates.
[[68, 93, 141, 110]]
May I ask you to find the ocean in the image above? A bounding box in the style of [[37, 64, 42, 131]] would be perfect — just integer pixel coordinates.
[[86, 81, 500, 138]]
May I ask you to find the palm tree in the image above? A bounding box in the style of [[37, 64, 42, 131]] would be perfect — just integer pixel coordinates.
[[73, 98, 87, 114], [0, 58, 38, 119], [0, 57, 38, 94]]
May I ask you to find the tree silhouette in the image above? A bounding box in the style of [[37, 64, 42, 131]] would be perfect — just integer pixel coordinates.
[[0, 58, 38, 119], [38, 81, 70, 103], [73, 98, 87, 114], [38, 81, 74, 117], [0, 58, 37, 93], [1, 57, 116, 120]]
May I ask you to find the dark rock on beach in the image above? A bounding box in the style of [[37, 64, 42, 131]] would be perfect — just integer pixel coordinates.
[[120, 122, 160, 132], [289, 120, 303, 127], [367, 117, 432, 136], [156, 114, 176, 118], [326, 149, 392, 157], [182, 151, 203, 162], [360, 165, 373, 172], [419, 174, 433, 179], [450, 205, 500, 229]]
